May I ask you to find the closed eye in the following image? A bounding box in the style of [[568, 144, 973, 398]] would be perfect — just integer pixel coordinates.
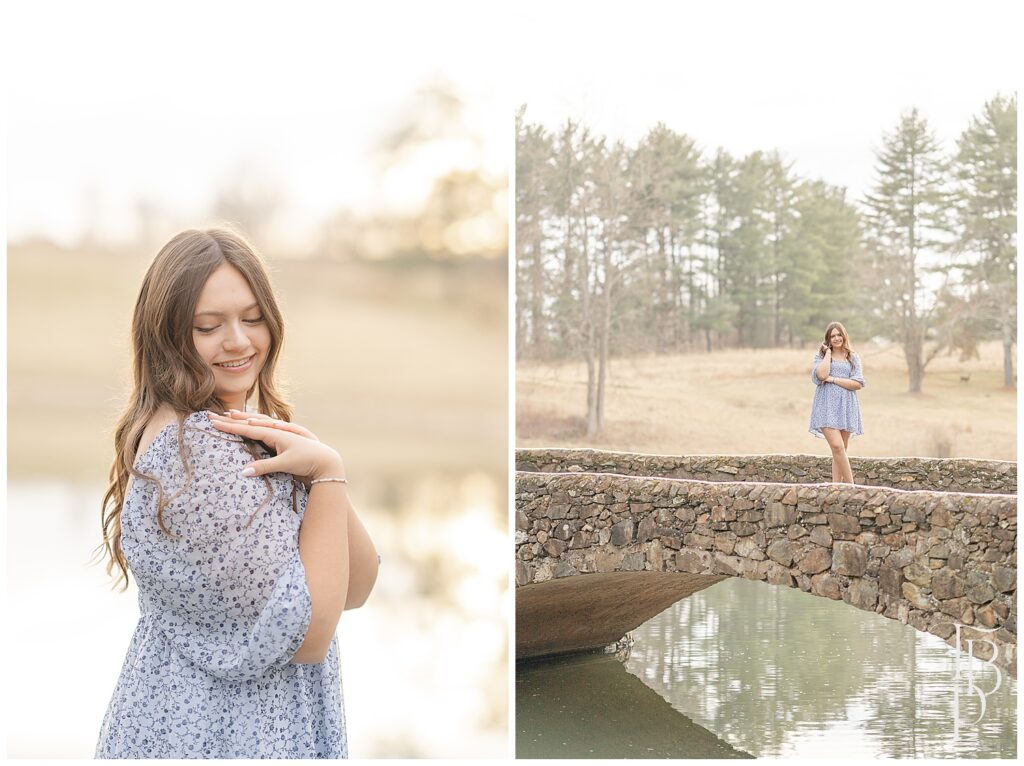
[[194, 317, 264, 334]]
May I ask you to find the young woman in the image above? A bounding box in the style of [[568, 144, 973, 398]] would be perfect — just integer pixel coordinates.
[[94, 228, 379, 758], [808, 321, 865, 484]]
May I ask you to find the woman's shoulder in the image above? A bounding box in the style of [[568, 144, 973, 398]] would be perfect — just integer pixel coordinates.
[[134, 405, 180, 465], [134, 408, 240, 468]]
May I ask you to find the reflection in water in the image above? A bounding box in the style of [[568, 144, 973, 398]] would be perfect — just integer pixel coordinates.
[[517, 578, 1016, 759], [517, 652, 753, 758], [7, 479, 506, 758], [625, 579, 1016, 758]]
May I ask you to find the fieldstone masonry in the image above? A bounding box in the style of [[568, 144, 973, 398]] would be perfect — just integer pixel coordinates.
[[517, 448, 1017, 495], [515, 466, 1017, 676]]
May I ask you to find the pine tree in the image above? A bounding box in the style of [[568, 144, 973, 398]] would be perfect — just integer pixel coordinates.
[[590, 140, 633, 433], [694, 149, 740, 350], [762, 151, 799, 346], [719, 151, 775, 347], [784, 180, 862, 346], [951, 93, 1017, 388], [515, 106, 554, 358], [862, 108, 953, 393], [627, 125, 703, 350]]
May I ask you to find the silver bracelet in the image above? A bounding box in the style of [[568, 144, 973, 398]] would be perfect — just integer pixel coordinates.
[[310, 477, 348, 485]]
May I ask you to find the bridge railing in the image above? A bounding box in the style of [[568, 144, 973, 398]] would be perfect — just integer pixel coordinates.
[[516, 448, 1017, 495]]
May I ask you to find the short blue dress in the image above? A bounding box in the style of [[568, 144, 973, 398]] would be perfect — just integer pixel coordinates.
[[95, 411, 346, 758], [808, 352, 865, 438]]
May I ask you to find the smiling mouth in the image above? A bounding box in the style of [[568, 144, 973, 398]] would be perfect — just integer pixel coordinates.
[[214, 354, 256, 369]]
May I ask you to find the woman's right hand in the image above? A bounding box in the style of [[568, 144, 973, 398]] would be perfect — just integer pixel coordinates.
[[207, 413, 345, 480], [819, 343, 830, 357]]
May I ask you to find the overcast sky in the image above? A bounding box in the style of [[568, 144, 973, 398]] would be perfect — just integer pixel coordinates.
[[6, 0, 508, 248], [512, 0, 1019, 202], [5, 0, 1019, 248]]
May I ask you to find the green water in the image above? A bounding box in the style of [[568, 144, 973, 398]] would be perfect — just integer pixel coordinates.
[[517, 578, 1016, 758]]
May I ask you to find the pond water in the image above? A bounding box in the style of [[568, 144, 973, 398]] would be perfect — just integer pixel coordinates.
[[517, 577, 1016, 759], [7, 479, 507, 758]]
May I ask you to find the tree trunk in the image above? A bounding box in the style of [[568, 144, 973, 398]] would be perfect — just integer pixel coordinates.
[[530, 233, 544, 352], [773, 207, 783, 346], [597, 274, 610, 432], [1001, 296, 1015, 388], [670, 227, 682, 350], [774, 270, 782, 347], [585, 356, 597, 435], [905, 329, 924, 394], [686, 244, 696, 349], [580, 211, 598, 436], [905, 146, 922, 393], [657, 226, 669, 352]]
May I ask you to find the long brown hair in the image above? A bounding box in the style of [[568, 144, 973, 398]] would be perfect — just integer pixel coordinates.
[[93, 227, 294, 592], [821, 321, 858, 375]]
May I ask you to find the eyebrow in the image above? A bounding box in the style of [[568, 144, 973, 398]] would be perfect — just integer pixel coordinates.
[[194, 302, 260, 318]]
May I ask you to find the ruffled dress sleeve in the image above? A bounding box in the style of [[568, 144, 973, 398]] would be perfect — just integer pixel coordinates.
[[850, 353, 866, 387], [131, 413, 311, 682], [811, 354, 825, 385]]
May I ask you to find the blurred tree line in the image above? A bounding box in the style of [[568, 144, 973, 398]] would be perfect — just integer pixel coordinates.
[[127, 80, 506, 266], [516, 95, 1016, 432], [322, 81, 506, 264]]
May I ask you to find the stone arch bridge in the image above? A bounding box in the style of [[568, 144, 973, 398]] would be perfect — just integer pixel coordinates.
[[515, 448, 1017, 675]]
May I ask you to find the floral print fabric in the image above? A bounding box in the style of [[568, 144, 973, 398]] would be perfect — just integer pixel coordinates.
[[95, 411, 346, 758], [808, 352, 866, 438]]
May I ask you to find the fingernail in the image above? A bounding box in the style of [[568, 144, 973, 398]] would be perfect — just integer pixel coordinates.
[[241, 467, 256, 477]]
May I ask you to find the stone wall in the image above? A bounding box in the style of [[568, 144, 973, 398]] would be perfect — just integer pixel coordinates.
[[515, 470, 1017, 674], [516, 448, 1017, 495]]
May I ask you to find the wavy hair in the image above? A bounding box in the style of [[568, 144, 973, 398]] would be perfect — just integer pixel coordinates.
[[821, 321, 858, 376], [93, 227, 296, 592]]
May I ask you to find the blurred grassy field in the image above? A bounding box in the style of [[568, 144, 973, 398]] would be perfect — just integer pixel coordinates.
[[517, 342, 1015, 461], [8, 243, 507, 484]]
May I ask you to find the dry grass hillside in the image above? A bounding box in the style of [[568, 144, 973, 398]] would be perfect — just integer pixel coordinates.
[[8, 244, 507, 483], [517, 342, 1016, 462]]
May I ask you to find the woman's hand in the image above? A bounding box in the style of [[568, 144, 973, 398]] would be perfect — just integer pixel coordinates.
[[221, 409, 320, 441], [207, 412, 344, 481], [214, 410, 325, 487]]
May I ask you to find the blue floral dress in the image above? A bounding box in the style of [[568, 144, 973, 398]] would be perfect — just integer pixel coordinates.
[[808, 352, 865, 438], [95, 411, 346, 758]]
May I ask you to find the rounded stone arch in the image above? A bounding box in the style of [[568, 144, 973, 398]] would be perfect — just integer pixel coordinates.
[[517, 571, 726, 658], [515, 468, 1017, 675]]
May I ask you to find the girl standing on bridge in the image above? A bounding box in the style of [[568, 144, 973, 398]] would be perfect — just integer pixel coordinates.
[[808, 321, 865, 484], [94, 227, 379, 758]]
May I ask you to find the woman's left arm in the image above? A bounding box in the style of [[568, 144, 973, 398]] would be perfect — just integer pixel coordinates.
[[828, 355, 865, 390], [226, 410, 379, 609], [829, 377, 862, 391], [344, 505, 379, 610]]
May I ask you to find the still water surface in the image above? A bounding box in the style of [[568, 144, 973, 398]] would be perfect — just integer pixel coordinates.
[[518, 578, 1016, 759], [8, 480, 507, 758]]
